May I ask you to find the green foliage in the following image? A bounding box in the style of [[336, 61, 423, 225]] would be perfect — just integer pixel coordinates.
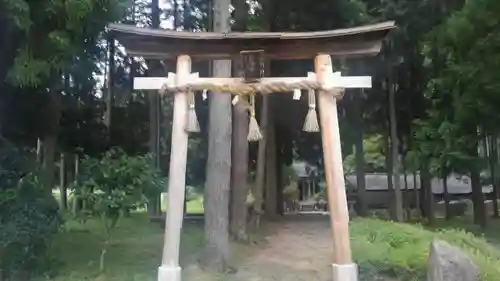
[[352, 218, 500, 281], [0, 142, 62, 279], [4, 0, 127, 87], [71, 148, 163, 271], [415, 0, 500, 175], [73, 149, 163, 221], [344, 134, 386, 174], [4, 0, 31, 31]]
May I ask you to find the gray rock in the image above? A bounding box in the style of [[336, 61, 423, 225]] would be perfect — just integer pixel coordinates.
[[427, 240, 479, 281]]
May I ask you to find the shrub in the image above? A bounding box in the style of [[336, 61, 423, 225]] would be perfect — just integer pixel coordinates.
[[0, 142, 61, 280], [73, 149, 164, 218], [71, 148, 163, 271], [351, 218, 500, 281]]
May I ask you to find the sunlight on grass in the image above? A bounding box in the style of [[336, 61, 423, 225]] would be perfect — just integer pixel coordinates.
[[161, 193, 204, 214], [186, 197, 204, 214], [53, 190, 205, 214]]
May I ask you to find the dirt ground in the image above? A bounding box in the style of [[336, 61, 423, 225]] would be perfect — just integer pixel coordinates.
[[184, 215, 338, 281]]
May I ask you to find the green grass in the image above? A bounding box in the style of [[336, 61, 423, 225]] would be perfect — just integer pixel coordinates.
[[46, 212, 260, 281], [179, 196, 204, 214], [47, 190, 205, 280], [45, 195, 500, 281], [47, 213, 204, 281], [160, 193, 205, 214], [186, 198, 204, 214]]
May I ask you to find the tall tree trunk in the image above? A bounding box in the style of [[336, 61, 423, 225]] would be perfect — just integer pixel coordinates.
[[442, 170, 451, 220], [59, 152, 67, 211], [36, 138, 43, 163], [470, 140, 486, 227], [388, 72, 404, 221], [228, 0, 249, 240], [471, 167, 486, 227], [58, 73, 70, 211], [41, 86, 61, 191], [385, 135, 394, 216], [275, 128, 284, 216], [251, 0, 272, 227], [264, 109, 278, 219], [421, 165, 435, 225], [252, 95, 268, 226], [229, 100, 249, 238], [42, 136, 57, 190], [146, 0, 162, 218], [66, 154, 75, 185], [201, 0, 232, 271], [147, 92, 160, 217], [413, 171, 419, 217], [488, 135, 499, 217], [72, 153, 81, 214], [104, 36, 115, 130], [126, 0, 137, 102], [353, 90, 367, 216], [0, 4, 16, 136], [128, 58, 136, 102], [173, 0, 180, 29], [403, 160, 410, 219]]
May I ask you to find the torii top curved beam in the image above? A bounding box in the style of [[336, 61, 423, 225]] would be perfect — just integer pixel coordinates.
[[109, 21, 396, 60]]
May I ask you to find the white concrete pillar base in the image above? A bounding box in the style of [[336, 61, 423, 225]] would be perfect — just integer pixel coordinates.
[[158, 265, 181, 281], [332, 263, 358, 281]]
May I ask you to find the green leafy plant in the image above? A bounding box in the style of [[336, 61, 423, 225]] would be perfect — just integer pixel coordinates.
[[343, 134, 386, 175], [0, 141, 61, 280], [71, 148, 163, 272]]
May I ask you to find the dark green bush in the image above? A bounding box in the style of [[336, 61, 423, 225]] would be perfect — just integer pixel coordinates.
[[0, 142, 62, 280]]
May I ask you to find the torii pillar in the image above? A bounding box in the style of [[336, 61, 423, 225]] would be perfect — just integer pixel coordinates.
[[316, 54, 357, 281], [158, 55, 191, 281]]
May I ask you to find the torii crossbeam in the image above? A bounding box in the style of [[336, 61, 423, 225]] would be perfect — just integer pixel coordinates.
[[134, 73, 372, 91], [110, 20, 396, 281]]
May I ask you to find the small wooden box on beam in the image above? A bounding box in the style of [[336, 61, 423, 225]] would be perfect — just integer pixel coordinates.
[[239, 50, 265, 83]]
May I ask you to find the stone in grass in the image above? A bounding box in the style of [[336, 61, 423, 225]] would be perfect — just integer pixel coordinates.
[[427, 240, 479, 281]]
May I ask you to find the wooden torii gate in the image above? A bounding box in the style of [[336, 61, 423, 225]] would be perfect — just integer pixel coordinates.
[[110, 21, 395, 281]]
